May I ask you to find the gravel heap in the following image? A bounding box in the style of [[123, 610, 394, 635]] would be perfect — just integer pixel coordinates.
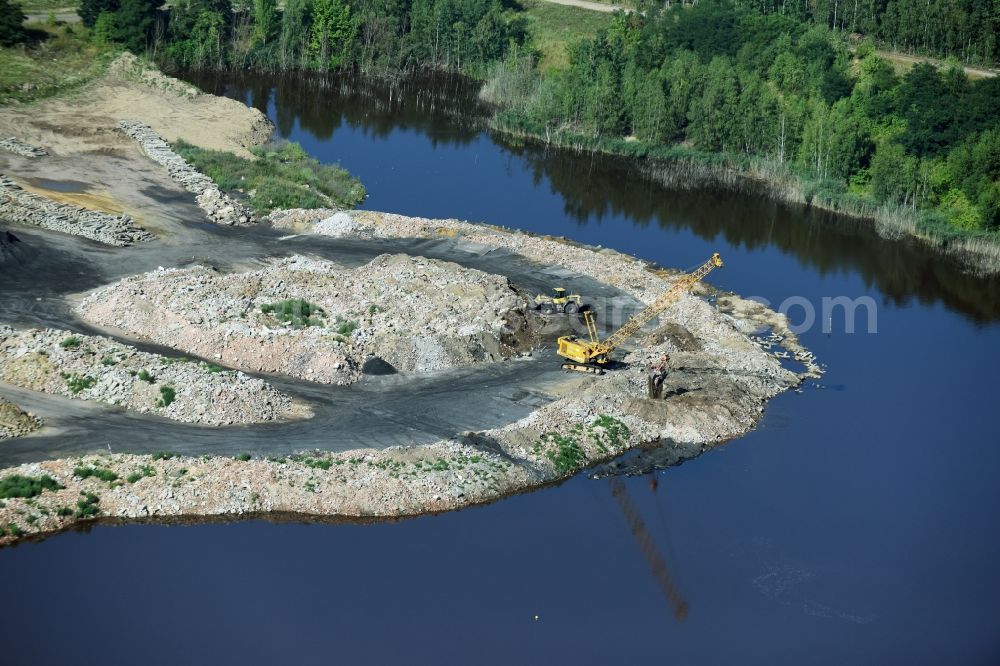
[[0, 213, 811, 545], [76, 254, 533, 384], [0, 396, 42, 440], [270, 208, 823, 378], [0, 290, 799, 545], [0, 175, 154, 246], [117, 120, 255, 227], [0, 327, 303, 425], [0, 137, 47, 157]]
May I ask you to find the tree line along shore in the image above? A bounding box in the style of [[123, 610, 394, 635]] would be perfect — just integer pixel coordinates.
[[1, 0, 998, 265]]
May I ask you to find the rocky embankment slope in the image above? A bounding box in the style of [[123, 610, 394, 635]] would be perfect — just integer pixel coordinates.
[[273, 208, 822, 378], [0, 174, 154, 246], [76, 254, 533, 383], [0, 327, 303, 425], [117, 121, 255, 226], [0, 396, 42, 440], [0, 138, 47, 158]]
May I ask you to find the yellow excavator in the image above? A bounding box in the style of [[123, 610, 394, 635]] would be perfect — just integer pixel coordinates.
[[557, 253, 723, 373]]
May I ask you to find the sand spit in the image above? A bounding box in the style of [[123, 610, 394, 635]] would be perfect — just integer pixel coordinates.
[[1, 231, 802, 545]]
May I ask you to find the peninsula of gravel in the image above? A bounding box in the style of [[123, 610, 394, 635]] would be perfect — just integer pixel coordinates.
[[0, 208, 815, 545], [0, 57, 819, 546]]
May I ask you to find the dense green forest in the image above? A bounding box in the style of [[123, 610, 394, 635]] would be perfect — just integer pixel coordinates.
[[485, 1, 1000, 235], [7, 0, 998, 239], [72, 0, 516, 73], [727, 0, 1000, 67], [65, 0, 1000, 71]]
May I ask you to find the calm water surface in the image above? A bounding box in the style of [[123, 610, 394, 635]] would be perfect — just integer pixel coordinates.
[[2, 73, 998, 665]]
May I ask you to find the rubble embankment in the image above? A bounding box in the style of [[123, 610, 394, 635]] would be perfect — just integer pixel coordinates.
[[0, 138, 47, 158], [0, 203, 815, 545], [0, 278, 797, 545], [0, 397, 42, 440], [0, 175, 154, 246], [0, 327, 305, 425], [117, 121, 255, 226], [271, 208, 823, 378], [76, 254, 534, 383]]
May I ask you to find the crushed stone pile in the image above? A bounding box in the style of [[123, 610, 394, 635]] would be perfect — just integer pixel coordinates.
[[0, 327, 303, 425], [76, 254, 534, 384], [117, 120, 255, 227], [0, 175, 154, 246], [0, 137, 47, 157], [0, 396, 42, 440], [270, 208, 823, 378]]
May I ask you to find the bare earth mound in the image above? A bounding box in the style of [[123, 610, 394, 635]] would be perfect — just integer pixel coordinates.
[[77, 254, 534, 383], [0, 53, 271, 160], [0, 396, 42, 440], [0, 327, 303, 425]]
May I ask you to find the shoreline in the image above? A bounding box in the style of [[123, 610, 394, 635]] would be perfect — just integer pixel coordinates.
[[1, 57, 811, 547], [486, 120, 1000, 277], [0, 210, 811, 547]]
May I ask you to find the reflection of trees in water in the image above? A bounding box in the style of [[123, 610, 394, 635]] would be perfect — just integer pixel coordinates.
[[183, 70, 1000, 321], [505, 142, 1000, 321], [185, 70, 486, 147]]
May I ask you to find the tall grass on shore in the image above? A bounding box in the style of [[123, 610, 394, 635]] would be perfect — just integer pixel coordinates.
[[489, 111, 1000, 275], [174, 140, 366, 214]]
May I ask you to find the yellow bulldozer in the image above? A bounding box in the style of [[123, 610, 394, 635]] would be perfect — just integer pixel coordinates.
[[534, 287, 584, 315], [557, 253, 723, 373]]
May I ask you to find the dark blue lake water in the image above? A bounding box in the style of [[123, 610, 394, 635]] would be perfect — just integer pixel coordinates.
[[2, 73, 998, 665]]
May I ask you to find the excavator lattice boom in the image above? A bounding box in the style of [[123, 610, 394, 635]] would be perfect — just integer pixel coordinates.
[[557, 253, 723, 373]]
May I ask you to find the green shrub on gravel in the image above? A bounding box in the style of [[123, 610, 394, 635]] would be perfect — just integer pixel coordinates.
[[73, 466, 118, 482], [261, 299, 325, 327], [60, 336, 81, 349], [173, 140, 366, 214], [536, 432, 585, 475], [74, 492, 99, 518], [590, 415, 630, 448], [0, 474, 63, 499], [236, 452, 252, 461], [156, 386, 176, 408], [62, 372, 96, 394], [126, 464, 156, 483], [138, 369, 155, 383], [153, 451, 178, 460], [334, 316, 358, 336], [3, 522, 24, 537]]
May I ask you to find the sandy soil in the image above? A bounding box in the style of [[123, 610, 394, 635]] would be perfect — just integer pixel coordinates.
[[0, 53, 272, 235], [0, 53, 271, 159]]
